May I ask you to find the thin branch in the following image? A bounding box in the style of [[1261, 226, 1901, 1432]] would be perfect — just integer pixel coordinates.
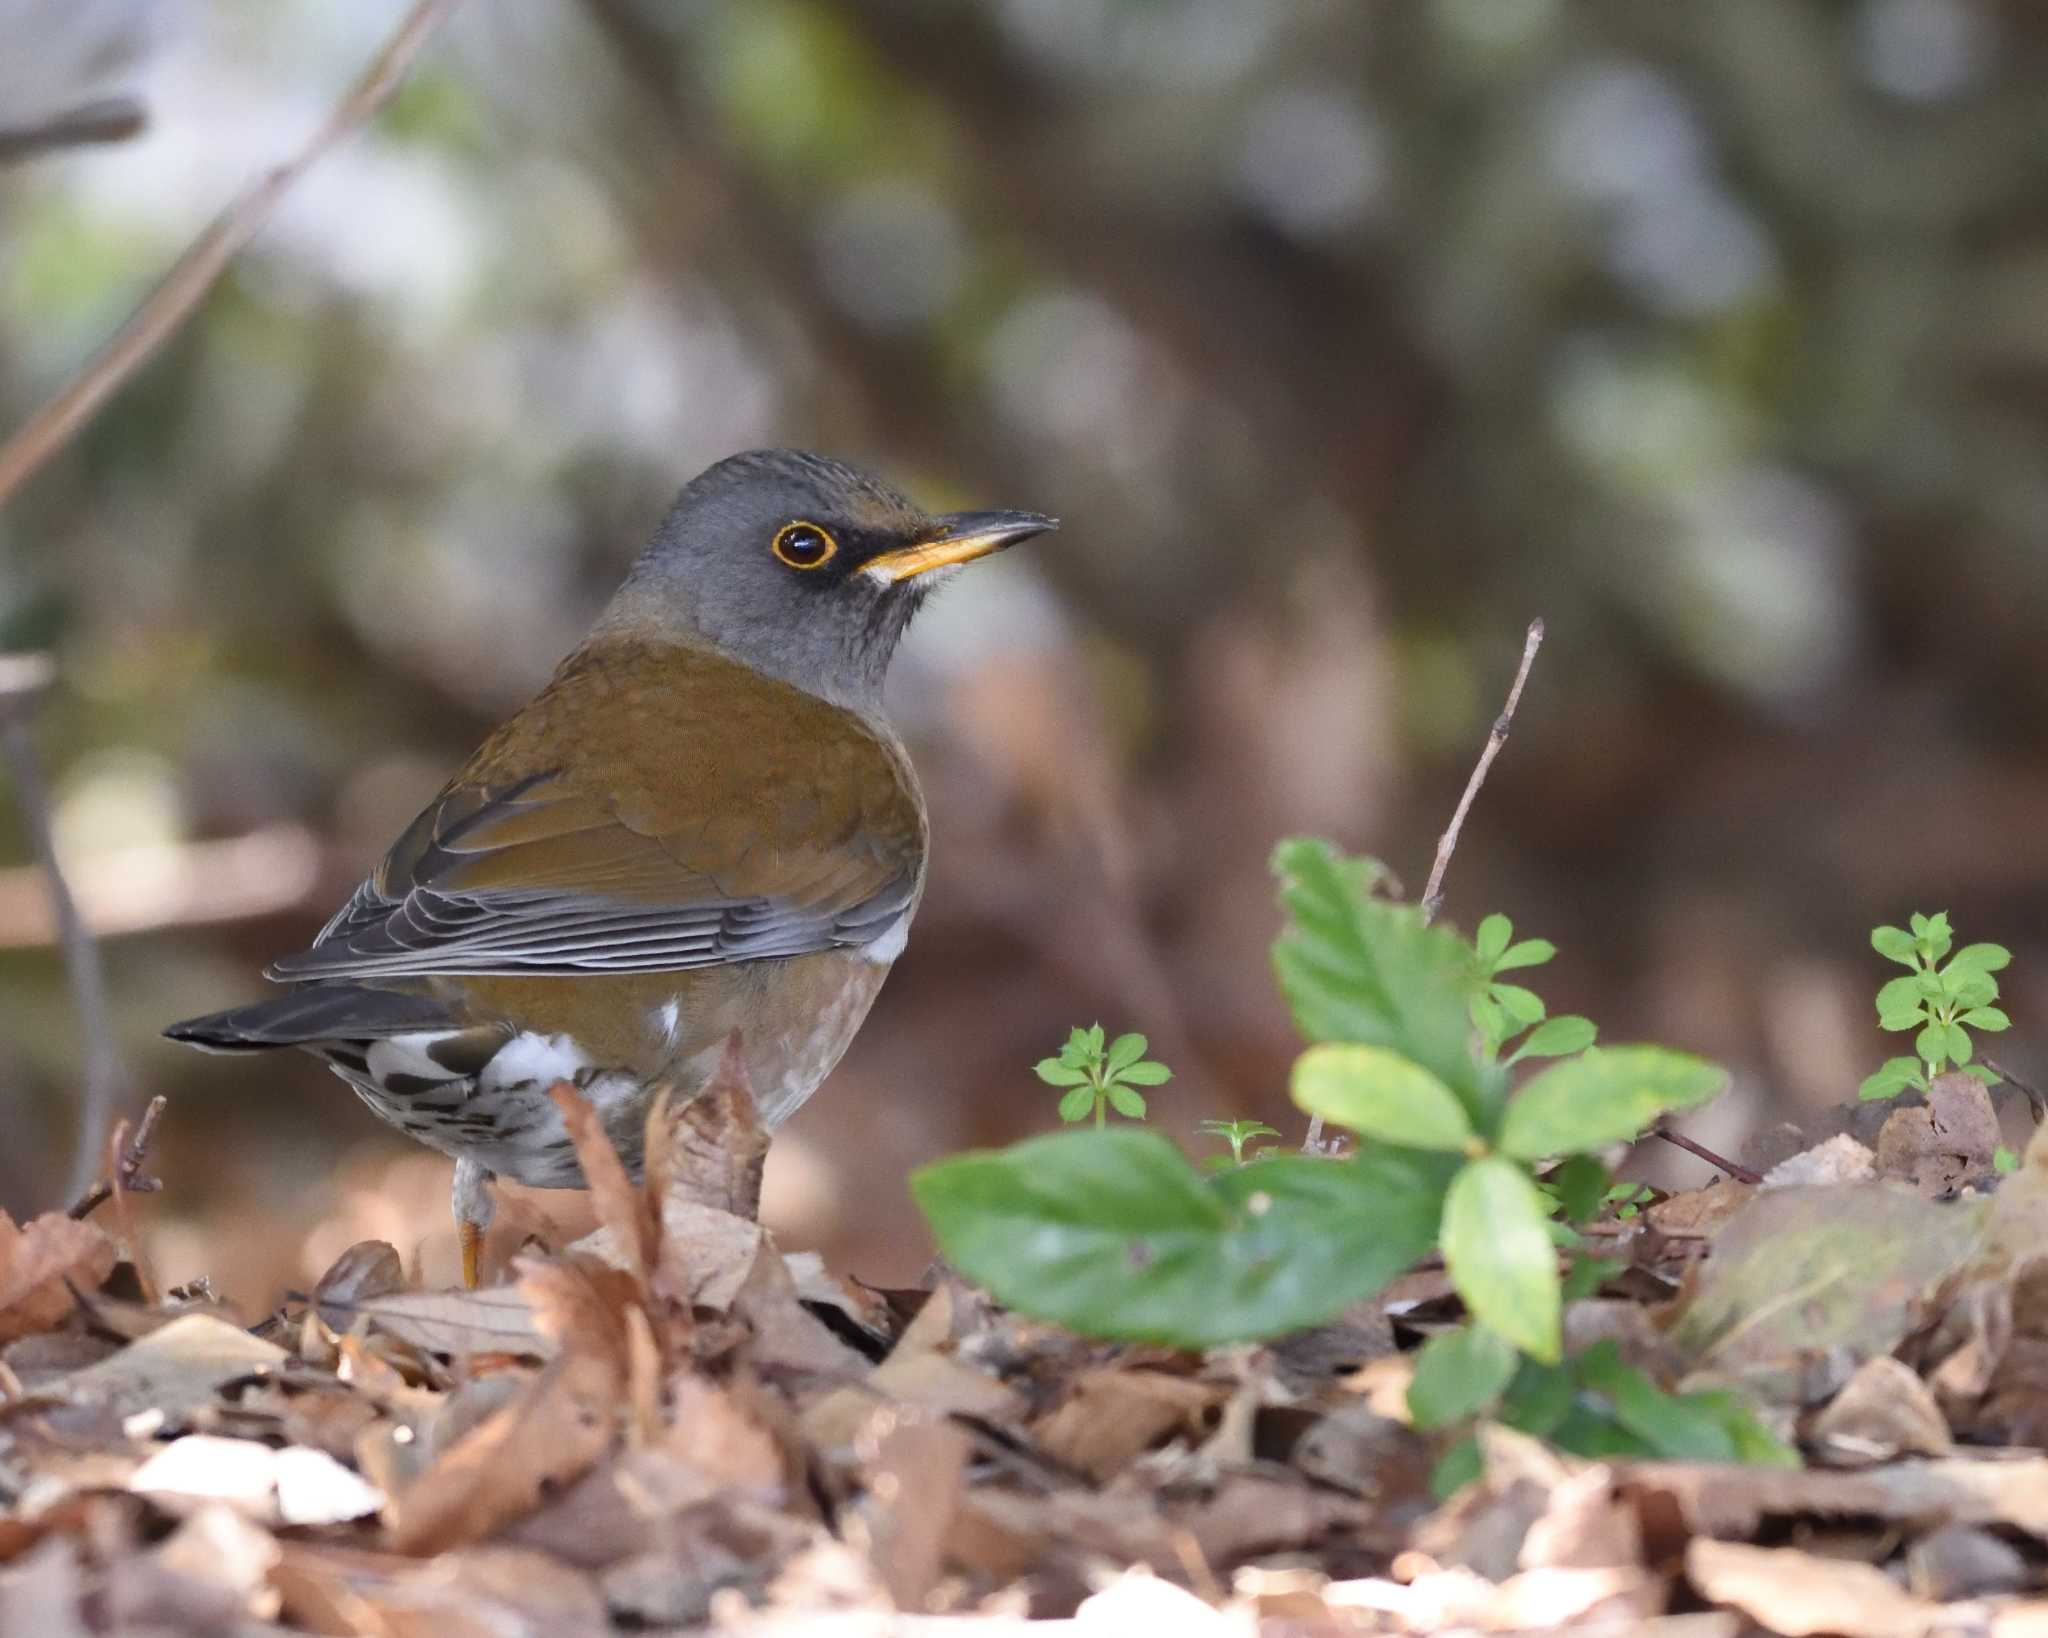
[[69, 1094, 167, 1222], [0, 655, 134, 1201], [1421, 618, 1546, 927], [1651, 1124, 1762, 1186], [0, 0, 466, 509], [1304, 620, 1546, 1153], [0, 97, 147, 166], [106, 1110, 159, 1306], [1983, 1057, 2047, 1126]]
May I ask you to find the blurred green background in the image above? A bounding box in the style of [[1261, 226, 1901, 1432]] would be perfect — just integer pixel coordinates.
[[4, 0, 2047, 1302]]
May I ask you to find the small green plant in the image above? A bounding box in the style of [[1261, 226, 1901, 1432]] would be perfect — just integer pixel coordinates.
[[1035, 1025, 1173, 1128], [1859, 912, 2010, 1100], [1469, 914, 1597, 1065], [1198, 1118, 1281, 1168], [1995, 1145, 2021, 1176]]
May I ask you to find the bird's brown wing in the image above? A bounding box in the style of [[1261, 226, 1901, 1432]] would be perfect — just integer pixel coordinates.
[[268, 641, 926, 981]]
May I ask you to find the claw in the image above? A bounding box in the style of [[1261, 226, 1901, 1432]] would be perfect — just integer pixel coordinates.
[[459, 1218, 484, 1290]]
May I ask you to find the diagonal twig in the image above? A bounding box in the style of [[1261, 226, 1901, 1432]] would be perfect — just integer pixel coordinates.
[[0, 0, 467, 509], [69, 1093, 167, 1222], [1304, 619, 1546, 1153], [0, 96, 147, 166]]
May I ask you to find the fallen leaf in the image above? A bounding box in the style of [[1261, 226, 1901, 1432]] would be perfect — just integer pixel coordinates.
[[328, 1286, 553, 1358], [0, 1214, 117, 1344], [1686, 1538, 1936, 1638], [311, 1240, 406, 1331], [549, 1081, 654, 1295], [1763, 1134, 1878, 1189], [1808, 1356, 1952, 1466], [644, 1034, 768, 1220], [33, 1313, 284, 1421], [1877, 1072, 2001, 1195], [859, 1411, 970, 1611], [388, 1347, 620, 1555], [1030, 1369, 1228, 1482]]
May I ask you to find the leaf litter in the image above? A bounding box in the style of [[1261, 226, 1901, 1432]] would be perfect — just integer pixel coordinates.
[[13, 1059, 2048, 1633]]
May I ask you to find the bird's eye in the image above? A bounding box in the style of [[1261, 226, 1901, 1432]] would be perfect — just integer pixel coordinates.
[[772, 521, 837, 571]]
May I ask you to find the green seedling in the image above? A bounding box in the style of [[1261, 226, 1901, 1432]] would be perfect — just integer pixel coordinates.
[[1860, 912, 2010, 1100], [1035, 1025, 1173, 1128], [1198, 1118, 1281, 1169]]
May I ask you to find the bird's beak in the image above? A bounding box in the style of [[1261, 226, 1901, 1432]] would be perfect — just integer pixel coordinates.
[[863, 510, 1059, 584]]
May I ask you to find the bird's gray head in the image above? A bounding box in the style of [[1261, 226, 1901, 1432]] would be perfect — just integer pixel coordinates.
[[599, 449, 1056, 710]]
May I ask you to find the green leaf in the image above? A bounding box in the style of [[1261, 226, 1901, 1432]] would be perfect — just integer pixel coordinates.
[[1507, 1014, 1597, 1065], [1857, 1057, 1923, 1101], [1498, 1046, 1728, 1161], [1915, 970, 1946, 1001], [912, 1131, 1451, 1348], [1036, 1059, 1090, 1087], [1574, 1343, 1733, 1461], [1871, 925, 1917, 966], [1951, 972, 1999, 1009], [1475, 913, 1513, 967], [1490, 983, 1547, 1027], [1499, 1357, 1575, 1437], [1118, 1061, 1174, 1087], [1291, 1044, 1476, 1152], [1106, 1033, 1149, 1074], [1562, 1255, 1619, 1300], [1915, 1021, 1948, 1067], [1057, 1086, 1097, 1123], [1272, 839, 1504, 1123], [1875, 976, 1925, 1021], [1493, 938, 1558, 973], [1924, 918, 1953, 962], [1430, 1436, 1483, 1500], [1948, 943, 2012, 975], [1407, 1325, 1518, 1429], [1946, 1023, 1973, 1064], [1996, 1146, 2021, 1175], [1548, 1154, 1610, 1223], [1106, 1084, 1148, 1120], [1442, 1157, 1561, 1362], [1469, 992, 1507, 1046], [1963, 1006, 2010, 1032], [1965, 1064, 2000, 1085], [1878, 1004, 1928, 1033], [1909, 912, 1930, 938]]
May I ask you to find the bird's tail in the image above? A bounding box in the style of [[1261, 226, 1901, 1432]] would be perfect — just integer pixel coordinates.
[[164, 986, 455, 1052]]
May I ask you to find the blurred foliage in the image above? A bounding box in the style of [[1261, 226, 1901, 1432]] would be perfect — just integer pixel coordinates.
[[3, 0, 2048, 1299]]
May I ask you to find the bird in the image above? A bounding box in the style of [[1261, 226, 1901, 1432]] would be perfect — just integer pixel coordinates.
[[167, 449, 1056, 1287]]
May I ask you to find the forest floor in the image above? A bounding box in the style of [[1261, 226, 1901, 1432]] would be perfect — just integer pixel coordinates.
[[5, 1051, 2048, 1637]]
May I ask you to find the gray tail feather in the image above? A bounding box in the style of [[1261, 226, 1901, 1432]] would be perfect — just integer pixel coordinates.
[[164, 986, 456, 1051]]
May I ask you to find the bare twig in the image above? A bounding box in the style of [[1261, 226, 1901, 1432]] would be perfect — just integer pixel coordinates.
[[0, 0, 466, 509], [0, 97, 147, 165], [106, 1111, 159, 1305], [1651, 1123, 1762, 1186], [0, 655, 134, 1201], [1421, 619, 1546, 927], [68, 1094, 167, 1222], [1983, 1057, 2047, 1126], [1304, 619, 1546, 1152]]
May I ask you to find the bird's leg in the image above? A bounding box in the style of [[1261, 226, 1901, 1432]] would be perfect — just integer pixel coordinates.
[[452, 1157, 496, 1289]]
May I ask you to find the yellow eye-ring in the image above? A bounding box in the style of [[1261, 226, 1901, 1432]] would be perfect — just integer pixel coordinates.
[[772, 521, 838, 570]]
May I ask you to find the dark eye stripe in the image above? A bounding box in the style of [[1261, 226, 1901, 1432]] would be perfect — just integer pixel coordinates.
[[773, 521, 837, 570]]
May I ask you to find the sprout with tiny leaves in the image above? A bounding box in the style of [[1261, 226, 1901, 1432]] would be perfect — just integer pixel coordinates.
[[1198, 1118, 1281, 1169], [1859, 912, 2011, 1101], [1035, 1025, 1173, 1128]]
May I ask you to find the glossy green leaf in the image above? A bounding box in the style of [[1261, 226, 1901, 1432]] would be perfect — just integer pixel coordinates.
[[1407, 1324, 1518, 1429], [1498, 1046, 1727, 1160], [1272, 840, 1502, 1121], [913, 1130, 1451, 1348], [1442, 1157, 1560, 1362], [1291, 1044, 1475, 1152]]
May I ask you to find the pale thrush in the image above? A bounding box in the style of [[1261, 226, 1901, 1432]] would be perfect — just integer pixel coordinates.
[[167, 449, 1056, 1284]]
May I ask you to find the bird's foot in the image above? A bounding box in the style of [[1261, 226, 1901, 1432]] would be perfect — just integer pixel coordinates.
[[452, 1157, 497, 1289]]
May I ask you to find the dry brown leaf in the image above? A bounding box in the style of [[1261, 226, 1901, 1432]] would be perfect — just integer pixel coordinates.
[[1031, 1369, 1228, 1483], [1763, 1134, 1878, 1189], [548, 1081, 653, 1295], [1808, 1355, 1952, 1466], [1877, 1072, 2002, 1195], [0, 1213, 116, 1344], [650, 1200, 763, 1314], [1646, 1177, 1756, 1235], [859, 1412, 970, 1611], [388, 1347, 621, 1556], [1625, 1453, 2048, 1543], [1686, 1538, 1936, 1638], [311, 1240, 406, 1330], [336, 1285, 554, 1358], [645, 1032, 768, 1220], [33, 1312, 284, 1420]]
